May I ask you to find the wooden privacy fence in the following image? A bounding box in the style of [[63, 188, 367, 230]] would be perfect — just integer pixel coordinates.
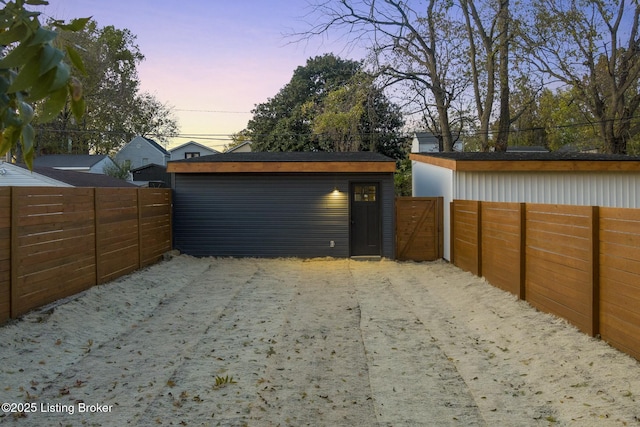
[[0, 187, 172, 323], [451, 199, 640, 361], [395, 197, 443, 261]]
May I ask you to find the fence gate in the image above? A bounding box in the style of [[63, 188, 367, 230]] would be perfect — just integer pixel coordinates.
[[395, 197, 443, 261]]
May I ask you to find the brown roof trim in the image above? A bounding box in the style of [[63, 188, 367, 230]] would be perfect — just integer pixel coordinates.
[[168, 161, 396, 173], [410, 153, 640, 172]]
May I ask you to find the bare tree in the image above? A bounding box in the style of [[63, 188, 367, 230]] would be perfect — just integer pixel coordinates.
[[459, 0, 516, 151], [304, 0, 467, 151], [523, 0, 640, 154]]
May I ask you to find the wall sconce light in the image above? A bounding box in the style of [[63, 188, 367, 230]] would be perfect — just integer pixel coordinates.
[[332, 186, 340, 194]]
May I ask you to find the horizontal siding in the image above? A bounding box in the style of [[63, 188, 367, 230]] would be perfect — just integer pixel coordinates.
[[173, 173, 394, 258], [455, 171, 640, 208]]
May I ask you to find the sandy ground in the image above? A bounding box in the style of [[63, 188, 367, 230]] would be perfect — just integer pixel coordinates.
[[0, 255, 639, 426]]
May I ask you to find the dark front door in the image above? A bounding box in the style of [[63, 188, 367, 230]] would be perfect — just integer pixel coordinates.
[[350, 183, 381, 256]]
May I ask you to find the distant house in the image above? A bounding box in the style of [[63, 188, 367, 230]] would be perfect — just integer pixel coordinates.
[[225, 141, 252, 153], [115, 136, 170, 169], [33, 154, 116, 174], [411, 132, 463, 153], [170, 141, 219, 160], [130, 164, 170, 188]]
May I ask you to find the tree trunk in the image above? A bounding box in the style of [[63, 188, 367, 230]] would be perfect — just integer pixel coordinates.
[[434, 87, 454, 151], [494, 0, 510, 152]]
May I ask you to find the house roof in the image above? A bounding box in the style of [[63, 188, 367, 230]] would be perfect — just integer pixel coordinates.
[[167, 151, 396, 173], [25, 165, 138, 187], [506, 146, 549, 152], [33, 154, 110, 169], [413, 132, 438, 143], [141, 136, 170, 155], [0, 162, 71, 187], [130, 163, 167, 173], [225, 141, 252, 153], [410, 152, 640, 172], [170, 141, 220, 154]]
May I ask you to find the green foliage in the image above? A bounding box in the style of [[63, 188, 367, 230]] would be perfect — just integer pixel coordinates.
[[538, 88, 600, 151], [394, 158, 412, 196], [0, 0, 88, 168], [523, 0, 640, 153], [35, 19, 179, 155], [103, 158, 131, 180], [246, 54, 405, 159], [626, 133, 640, 156], [311, 74, 367, 152], [225, 129, 252, 151]]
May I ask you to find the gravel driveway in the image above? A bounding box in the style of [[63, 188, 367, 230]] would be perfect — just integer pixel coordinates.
[[0, 256, 639, 426]]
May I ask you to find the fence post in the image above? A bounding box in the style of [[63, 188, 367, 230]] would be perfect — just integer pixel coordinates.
[[9, 187, 15, 319], [94, 188, 101, 286], [137, 188, 143, 269], [519, 203, 526, 300], [437, 197, 443, 259], [450, 201, 455, 264], [476, 201, 482, 277], [591, 205, 600, 337]]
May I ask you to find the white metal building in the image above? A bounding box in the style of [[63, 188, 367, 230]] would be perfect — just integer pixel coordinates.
[[411, 152, 640, 260]]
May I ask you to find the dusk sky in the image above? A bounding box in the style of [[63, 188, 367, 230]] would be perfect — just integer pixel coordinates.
[[39, 1, 365, 150]]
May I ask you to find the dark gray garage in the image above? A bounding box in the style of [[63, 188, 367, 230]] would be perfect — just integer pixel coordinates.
[[167, 152, 396, 258]]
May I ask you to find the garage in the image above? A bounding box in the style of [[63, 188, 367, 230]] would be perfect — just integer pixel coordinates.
[[167, 152, 396, 258]]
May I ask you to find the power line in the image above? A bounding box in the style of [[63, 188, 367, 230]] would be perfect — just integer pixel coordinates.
[[33, 112, 640, 141], [174, 109, 252, 114]]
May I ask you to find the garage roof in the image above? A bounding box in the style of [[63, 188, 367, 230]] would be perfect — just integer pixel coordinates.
[[411, 152, 640, 172], [167, 152, 396, 173]]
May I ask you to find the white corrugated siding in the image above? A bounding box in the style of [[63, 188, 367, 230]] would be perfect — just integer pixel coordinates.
[[454, 171, 640, 208], [412, 163, 640, 260]]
